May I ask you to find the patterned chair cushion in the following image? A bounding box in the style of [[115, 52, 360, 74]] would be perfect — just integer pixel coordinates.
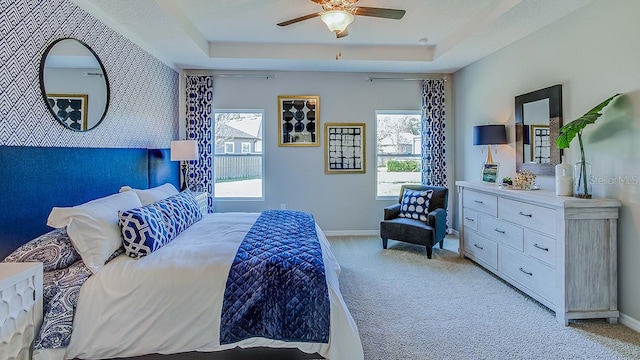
[[151, 191, 202, 239], [398, 189, 433, 222], [2, 228, 81, 271], [119, 205, 171, 259]]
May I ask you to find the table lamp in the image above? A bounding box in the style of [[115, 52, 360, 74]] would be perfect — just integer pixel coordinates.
[[170, 140, 198, 191], [473, 124, 507, 164]]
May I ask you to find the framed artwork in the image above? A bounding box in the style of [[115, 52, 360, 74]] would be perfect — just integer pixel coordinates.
[[47, 93, 88, 131], [482, 163, 499, 183], [530, 124, 551, 164], [278, 95, 320, 146], [324, 123, 366, 174]]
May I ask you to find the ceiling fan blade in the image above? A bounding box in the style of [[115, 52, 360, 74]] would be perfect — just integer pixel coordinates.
[[336, 28, 349, 38], [277, 12, 322, 27], [354, 7, 406, 20]]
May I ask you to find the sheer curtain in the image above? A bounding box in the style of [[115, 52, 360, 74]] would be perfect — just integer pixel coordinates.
[[185, 75, 214, 212]]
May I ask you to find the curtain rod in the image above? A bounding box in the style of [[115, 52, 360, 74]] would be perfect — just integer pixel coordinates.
[[367, 77, 447, 82], [184, 74, 273, 79]]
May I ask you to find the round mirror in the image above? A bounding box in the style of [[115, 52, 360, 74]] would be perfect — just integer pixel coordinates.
[[39, 38, 110, 131]]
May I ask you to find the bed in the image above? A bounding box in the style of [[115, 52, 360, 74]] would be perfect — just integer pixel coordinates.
[[0, 146, 363, 360]]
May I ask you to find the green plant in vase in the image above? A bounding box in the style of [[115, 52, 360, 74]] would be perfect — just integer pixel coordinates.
[[556, 93, 621, 198]]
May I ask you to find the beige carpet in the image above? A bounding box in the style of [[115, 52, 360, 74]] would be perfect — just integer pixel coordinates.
[[329, 236, 640, 360]]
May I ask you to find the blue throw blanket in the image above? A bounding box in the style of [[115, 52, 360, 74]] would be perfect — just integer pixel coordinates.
[[220, 210, 330, 344]]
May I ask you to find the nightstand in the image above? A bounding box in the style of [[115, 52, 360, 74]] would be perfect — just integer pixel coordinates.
[[0, 262, 43, 360], [193, 191, 208, 214]]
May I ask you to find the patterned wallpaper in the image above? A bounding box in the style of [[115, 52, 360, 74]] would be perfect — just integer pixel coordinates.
[[0, 0, 178, 147]]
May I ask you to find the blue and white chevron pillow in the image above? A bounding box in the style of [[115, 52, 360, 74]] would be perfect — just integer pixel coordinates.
[[119, 206, 170, 259], [118, 191, 202, 259], [152, 191, 202, 239]]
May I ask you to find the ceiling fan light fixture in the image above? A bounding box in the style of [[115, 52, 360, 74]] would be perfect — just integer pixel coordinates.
[[321, 10, 354, 33]]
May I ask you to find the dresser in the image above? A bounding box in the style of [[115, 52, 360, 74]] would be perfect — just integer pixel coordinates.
[[0, 263, 43, 360], [456, 181, 621, 325]]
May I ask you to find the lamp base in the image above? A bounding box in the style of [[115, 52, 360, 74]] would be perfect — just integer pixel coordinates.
[[180, 163, 188, 191]]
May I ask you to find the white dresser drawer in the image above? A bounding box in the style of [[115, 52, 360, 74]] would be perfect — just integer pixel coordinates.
[[525, 230, 556, 267], [478, 214, 524, 251], [463, 208, 478, 231], [498, 198, 556, 236], [500, 246, 556, 304], [463, 189, 497, 217], [464, 231, 498, 270]]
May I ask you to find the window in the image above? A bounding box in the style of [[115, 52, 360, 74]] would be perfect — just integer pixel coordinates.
[[213, 110, 264, 199], [376, 111, 422, 199]]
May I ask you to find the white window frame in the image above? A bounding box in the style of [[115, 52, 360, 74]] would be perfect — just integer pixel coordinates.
[[241, 142, 251, 153], [375, 110, 422, 200], [213, 109, 265, 201], [224, 142, 235, 154]]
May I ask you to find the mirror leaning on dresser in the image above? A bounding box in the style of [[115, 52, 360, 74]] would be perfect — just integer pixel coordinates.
[[456, 181, 621, 325]]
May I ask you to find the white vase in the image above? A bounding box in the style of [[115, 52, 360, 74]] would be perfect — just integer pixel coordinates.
[[555, 156, 573, 196]]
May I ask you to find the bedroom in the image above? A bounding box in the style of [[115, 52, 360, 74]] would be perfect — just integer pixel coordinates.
[[1, 0, 639, 359]]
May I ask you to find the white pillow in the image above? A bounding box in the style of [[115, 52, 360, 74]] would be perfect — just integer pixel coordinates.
[[122, 183, 179, 206], [47, 191, 142, 273]]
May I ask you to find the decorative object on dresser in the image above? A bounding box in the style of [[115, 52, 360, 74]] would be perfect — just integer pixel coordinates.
[[473, 124, 507, 164], [555, 156, 573, 196], [555, 93, 622, 199], [277, 95, 320, 147], [380, 185, 448, 259], [324, 123, 366, 174], [515, 84, 563, 176], [457, 181, 621, 325], [512, 169, 537, 190], [481, 163, 499, 183], [171, 140, 199, 191], [0, 262, 43, 360], [39, 38, 110, 132]]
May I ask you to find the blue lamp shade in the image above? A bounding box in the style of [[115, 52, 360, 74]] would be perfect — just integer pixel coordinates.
[[473, 125, 507, 145]]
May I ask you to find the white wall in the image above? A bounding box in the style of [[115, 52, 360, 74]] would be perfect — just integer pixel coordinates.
[[454, 0, 640, 325], [182, 71, 454, 233]]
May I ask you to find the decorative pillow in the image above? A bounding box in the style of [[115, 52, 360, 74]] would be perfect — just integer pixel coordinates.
[[121, 183, 179, 206], [119, 205, 171, 259], [398, 189, 433, 222], [151, 191, 202, 239], [2, 228, 81, 271], [47, 191, 143, 274]]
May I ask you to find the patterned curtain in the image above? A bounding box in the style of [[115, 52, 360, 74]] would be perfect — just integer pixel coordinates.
[[185, 75, 214, 213], [421, 79, 447, 187]]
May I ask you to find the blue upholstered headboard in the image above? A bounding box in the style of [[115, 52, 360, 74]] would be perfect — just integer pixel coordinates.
[[0, 146, 179, 259]]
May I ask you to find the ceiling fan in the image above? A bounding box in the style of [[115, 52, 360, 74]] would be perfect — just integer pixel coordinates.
[[277, 0, 406, 38]]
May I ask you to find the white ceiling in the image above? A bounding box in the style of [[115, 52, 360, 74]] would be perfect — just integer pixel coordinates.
[[73, 0, 593, 73]]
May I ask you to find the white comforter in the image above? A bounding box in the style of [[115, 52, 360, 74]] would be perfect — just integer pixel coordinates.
[[34, 212, 363, 360]]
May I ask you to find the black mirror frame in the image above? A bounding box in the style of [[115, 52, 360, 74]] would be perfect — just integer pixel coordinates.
[[515, 84, 563, 176], [39, 38, 110, 132]]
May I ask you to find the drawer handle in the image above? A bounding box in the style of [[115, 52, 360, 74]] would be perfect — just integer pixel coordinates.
[[474, 243, 484, 250], [465, 217, 475, 222], [493, 228, 505, 234], [519, 267, 533, 276], [518, 211, 533, 218], [474, 199, 484, 204], [533, 243, 549, 252]]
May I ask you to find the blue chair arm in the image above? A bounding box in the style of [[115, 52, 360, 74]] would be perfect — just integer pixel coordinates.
[[428, 208, 447, 243], [384, 203, 401, 220]]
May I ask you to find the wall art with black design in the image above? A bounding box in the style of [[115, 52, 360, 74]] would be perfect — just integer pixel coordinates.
[[278, 95, 319, 146], [47, 94, 88, 131], [324, 123, 366, 174]]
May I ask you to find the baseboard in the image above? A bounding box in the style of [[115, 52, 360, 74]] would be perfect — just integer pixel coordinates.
[[323, 230, 379, 237], [620, 312, 640, 333], [448, 228, 460, 236]]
